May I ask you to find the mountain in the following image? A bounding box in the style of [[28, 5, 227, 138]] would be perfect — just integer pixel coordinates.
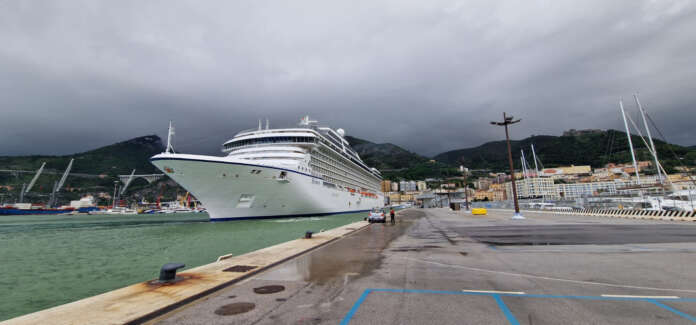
[[434, 130, 696, 172], [345, 136, 460, 180], [345, 136, 427, 170], [0, 135, 166, 203], [0, 135, 164, 175]]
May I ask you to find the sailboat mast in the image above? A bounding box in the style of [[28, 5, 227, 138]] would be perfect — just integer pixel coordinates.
[[531, 144, 540, 178], [619, 98, 640, 182], [634, 94, 662, 184], [520, 150, 528, 179]]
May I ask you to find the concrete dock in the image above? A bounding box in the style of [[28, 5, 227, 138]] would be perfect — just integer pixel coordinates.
[[145, 208, 696, 324]]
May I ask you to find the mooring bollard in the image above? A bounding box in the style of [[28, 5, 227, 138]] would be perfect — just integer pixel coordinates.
[[159, 263, 186, 283], [305, 231, 313, 239]]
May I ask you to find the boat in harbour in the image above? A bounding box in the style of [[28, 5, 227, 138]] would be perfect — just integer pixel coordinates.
[[150, 117, 384, 221], [0, 204, 75, 215]]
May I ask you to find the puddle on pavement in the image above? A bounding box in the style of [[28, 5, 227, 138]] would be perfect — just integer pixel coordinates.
[[257, 209, 424, 284], [253, 285, 285, 294], [391, 245, 442, 252], [214, 302, 255, 316]]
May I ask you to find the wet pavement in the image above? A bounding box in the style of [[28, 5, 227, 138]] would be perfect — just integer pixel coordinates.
[[149, 208, 696, 324]]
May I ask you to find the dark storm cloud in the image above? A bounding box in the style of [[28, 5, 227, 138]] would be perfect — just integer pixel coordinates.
[[1, 0, 695, 157]]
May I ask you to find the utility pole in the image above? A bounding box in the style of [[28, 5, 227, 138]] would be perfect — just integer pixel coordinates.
[[491, 112, 524, 219], [463, 168, 470, 211]]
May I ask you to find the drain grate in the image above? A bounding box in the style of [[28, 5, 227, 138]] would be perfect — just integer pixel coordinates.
[[223, 265, 258, 272], [254, 285, 285, 294], [214, 302, 255, 316]]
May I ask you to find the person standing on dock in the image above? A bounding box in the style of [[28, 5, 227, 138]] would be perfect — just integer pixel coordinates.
[[390, 208, 395, 224]]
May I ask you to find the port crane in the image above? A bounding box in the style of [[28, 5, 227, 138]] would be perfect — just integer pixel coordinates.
[[18, 162, 46, 203], [48, 159, 73, 207]]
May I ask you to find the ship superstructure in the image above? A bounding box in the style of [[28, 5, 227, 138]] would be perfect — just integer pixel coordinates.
[[150, 117, 383, 220]]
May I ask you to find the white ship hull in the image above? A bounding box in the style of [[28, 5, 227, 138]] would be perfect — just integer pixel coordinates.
[[150, 153, 384, 221]]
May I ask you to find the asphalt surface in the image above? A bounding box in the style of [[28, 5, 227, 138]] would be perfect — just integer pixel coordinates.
[[148, 208, 696, 324]]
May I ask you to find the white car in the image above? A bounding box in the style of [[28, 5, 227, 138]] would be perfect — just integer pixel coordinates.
[[367, 208, 386, 223]]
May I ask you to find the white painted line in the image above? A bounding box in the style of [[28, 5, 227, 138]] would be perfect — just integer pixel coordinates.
[[398, 256, 696, 294], [462, 289, 525, 295], [601, 294, 679, 299]]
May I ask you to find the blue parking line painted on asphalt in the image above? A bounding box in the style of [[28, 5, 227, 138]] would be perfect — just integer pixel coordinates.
[[647, 299, 696, 323], [340, 289, 372, 325], [341, 288, 696, 324], [493, 294, 520, 325]]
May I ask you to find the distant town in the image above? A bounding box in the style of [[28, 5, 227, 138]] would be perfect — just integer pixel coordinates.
[[381, 160, 694, 209]]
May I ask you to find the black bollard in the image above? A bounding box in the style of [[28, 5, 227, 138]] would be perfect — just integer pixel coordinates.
[[159, 263, 185, 283]]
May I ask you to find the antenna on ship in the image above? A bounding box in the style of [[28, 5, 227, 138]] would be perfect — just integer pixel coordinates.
[[299, 115, 317, 126], [266, 119, 269, 130], [166, 121, 175, 154], [258, 119, 262, 131]]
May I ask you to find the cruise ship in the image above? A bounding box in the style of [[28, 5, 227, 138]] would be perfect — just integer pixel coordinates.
[[150, 117, 384, 221]]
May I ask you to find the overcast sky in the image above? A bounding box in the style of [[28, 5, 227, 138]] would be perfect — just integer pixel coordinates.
[[1, 0, 695, 157]]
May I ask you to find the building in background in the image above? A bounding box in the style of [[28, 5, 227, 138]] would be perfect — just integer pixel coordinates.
[[380, 180, 392, 193], [399, 180, 417, 192], [417, 181, 427, 191], [391, 182, 399, 192], [505, 177, 556, 199], [475, 177, 492, 190], [541, 165, 592, 178]]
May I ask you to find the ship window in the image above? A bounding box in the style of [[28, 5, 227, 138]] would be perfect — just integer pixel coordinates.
[[227, 136, 314, 148]]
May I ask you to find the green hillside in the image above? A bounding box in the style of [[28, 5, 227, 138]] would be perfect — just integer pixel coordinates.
[[345, 136, 460, 180], [345, 135, 426, 170], [434, 130, 696, 173], [0, 135, 163, 175], [0, 135, 167, 204]]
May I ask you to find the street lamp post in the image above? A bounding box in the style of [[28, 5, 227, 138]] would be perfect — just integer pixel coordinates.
[[463, 172, 470, 211], [491, 112, 524, 219]]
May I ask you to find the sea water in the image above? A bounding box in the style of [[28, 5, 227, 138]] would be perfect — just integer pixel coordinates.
[[0, 212, 365, 321]]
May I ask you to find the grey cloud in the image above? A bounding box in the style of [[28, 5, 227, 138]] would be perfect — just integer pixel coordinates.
[[1, 0, 695, 157]]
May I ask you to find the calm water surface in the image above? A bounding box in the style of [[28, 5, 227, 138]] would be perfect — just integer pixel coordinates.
[[0, 212, 366, 321]]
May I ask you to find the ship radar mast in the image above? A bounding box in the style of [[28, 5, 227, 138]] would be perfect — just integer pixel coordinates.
[[299, 115, 318, 127], [165, 121, 175, 154]]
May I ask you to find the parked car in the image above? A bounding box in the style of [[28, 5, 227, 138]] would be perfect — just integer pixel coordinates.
[[367, 208, 386, 223]]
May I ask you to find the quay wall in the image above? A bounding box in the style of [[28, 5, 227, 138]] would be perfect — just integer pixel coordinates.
[[1, 220, 372, 325]]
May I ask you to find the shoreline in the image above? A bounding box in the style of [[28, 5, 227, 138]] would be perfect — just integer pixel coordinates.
[[1, 219, 370, 325]]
